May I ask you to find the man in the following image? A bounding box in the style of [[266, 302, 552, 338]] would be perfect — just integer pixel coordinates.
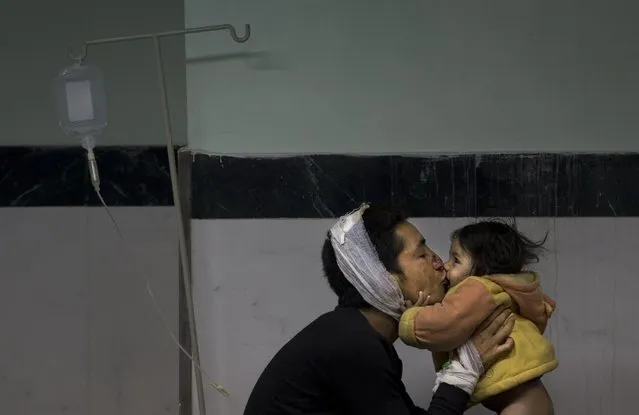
[[245, 205, 514, 414]]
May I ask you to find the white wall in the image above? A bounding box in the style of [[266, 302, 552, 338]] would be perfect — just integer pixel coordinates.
[[186, 0, 639, 154], [192, 218, 637, 414], [0, 0, 185, 146], [0, 208, 179, 414]]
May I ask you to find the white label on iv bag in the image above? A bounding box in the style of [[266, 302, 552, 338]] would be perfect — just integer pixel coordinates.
[[65, 80, 95, 122]]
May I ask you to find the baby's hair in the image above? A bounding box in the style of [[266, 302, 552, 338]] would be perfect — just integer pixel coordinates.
[[451, 219, 547, 276]]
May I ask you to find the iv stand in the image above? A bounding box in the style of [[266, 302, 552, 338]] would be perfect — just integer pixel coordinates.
[[70, 23, 251, 415]]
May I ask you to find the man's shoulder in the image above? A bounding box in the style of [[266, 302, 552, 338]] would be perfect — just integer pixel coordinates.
[[297, 308, 371, 343], [290, 307, 388, 355], [244, 308, 399, 414]]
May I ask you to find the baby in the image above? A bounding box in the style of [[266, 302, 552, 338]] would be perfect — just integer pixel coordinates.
[[399, 220, 557, 414]]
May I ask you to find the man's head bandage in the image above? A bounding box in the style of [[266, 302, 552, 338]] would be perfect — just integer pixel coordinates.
[[330, 204, 405, 320]]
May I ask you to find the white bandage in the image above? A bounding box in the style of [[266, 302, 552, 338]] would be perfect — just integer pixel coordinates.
[[330, 204, 405, 320], [432, 341, 483, 395]]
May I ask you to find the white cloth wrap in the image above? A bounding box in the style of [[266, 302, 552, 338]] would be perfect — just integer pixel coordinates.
[[329, 204, 405, 320], [432, 341, 484, 395]]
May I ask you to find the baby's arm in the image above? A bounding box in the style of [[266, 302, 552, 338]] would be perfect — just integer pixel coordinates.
[[399, 278, 498, 352]]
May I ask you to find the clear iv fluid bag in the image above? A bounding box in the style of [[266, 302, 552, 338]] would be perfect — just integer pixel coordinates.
[[54, 64, 107, 137]]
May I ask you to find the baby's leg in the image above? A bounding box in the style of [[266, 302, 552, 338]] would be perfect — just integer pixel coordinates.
[[482, 379, 554, 415]]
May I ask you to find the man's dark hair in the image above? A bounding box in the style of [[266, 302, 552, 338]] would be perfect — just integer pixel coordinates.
[[321, 205, 406, 308], [451, 220, 547, 276]]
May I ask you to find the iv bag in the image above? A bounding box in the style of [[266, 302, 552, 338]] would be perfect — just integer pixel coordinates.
[[54, 64, 107, 137]]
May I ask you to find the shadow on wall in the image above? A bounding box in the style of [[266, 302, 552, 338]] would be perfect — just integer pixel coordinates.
[[186, 50, 290, 70]]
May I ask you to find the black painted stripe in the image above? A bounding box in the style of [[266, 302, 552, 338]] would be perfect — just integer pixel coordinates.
[[0, 147, 175, 207], [191, 153, 639, 218], [5, 148, 637, 215]]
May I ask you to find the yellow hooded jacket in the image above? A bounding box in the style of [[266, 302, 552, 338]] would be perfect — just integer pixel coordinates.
[[399, 273, 558, 404]]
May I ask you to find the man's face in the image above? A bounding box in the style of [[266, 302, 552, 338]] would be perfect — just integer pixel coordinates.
[[393, 222, 448, 304]]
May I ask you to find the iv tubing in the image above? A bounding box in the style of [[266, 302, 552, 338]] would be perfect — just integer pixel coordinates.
[[82, 136, 100, 192], [72, 23, 251, 415]]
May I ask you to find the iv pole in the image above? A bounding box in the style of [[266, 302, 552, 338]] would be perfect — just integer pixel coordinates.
[[70, 23, 251, 415]]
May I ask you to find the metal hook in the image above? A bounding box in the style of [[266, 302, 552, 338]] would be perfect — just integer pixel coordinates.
[[68, 45, 87, 64], [185, 23, 251, 43], [228, 24, 251, 43]]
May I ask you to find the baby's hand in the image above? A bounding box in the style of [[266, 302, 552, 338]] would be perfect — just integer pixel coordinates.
[[400, 291, 431, 312]]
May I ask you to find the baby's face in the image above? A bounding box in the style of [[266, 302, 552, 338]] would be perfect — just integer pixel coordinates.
[[443, 238, 473, 288]]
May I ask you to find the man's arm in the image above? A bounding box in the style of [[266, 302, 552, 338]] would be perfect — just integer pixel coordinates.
[[399, 278, 499, 351], [412, 384, 471, 415], [333, 343, 470, 415]]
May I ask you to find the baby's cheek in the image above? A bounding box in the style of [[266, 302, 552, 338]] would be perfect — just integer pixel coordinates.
[[450, 272, 468, 286]]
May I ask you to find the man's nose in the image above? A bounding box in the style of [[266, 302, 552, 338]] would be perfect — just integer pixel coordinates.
[[443, 261, 451, 271]]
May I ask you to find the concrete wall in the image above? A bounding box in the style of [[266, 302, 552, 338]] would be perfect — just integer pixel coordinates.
[[186, 0, 639, 154], [0, 208, 179, 415], [0, 0, 186, 146], [184, 1, 639, 414]]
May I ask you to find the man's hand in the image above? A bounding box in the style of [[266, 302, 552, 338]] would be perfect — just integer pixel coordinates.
[[400, 291, 431, 312], [469, 306, 515, 371]]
